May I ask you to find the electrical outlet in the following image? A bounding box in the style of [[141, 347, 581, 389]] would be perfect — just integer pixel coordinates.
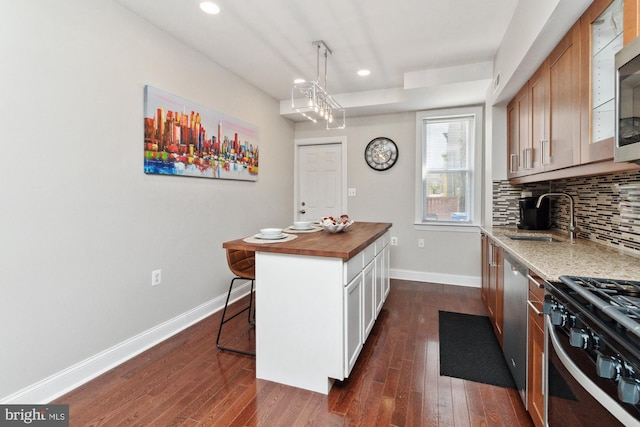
[[418, 239, 425, 248], [348, 187, 356, 197], [151, 269, 162, 286], [391, 236, 398, 246]]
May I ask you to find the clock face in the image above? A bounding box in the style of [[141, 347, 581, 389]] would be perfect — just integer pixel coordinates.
[[365, 137, 398, 171]]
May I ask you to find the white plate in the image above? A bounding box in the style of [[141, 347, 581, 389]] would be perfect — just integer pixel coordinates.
[[255, 233, 287, 240], [289, 225, 314, 231]]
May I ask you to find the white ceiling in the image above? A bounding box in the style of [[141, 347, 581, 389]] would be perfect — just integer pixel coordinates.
[[115, 0, 520, 119]]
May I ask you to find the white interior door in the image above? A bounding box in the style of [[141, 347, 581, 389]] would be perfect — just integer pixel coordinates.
[[296, 142, 344, 221]]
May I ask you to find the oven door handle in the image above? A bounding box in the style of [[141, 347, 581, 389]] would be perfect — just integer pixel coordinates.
[[546, 316, 640, 427]]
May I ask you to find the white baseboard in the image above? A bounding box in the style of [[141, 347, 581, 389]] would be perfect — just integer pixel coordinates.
[[390, 268, 481, 288], [0, 280, 252, 405]]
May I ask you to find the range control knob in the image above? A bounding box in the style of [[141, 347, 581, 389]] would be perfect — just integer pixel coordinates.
[[618, 377, 640, 405], [596, 354, 620, 380], [542, 300, 555, 315], [569, 328, 589, 349], [550, 308, 567, 326]]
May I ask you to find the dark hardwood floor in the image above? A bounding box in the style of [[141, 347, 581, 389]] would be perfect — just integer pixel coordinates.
[[54, 280, 533, 426]]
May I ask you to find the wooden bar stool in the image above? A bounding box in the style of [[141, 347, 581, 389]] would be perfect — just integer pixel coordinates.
[[216, 249, 256, 356]]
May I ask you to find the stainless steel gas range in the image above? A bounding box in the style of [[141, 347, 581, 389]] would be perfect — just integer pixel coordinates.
[[544, 276, 640, 426]]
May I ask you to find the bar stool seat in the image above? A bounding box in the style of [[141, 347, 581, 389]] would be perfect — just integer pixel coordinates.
[[216, 249, 255, 356]]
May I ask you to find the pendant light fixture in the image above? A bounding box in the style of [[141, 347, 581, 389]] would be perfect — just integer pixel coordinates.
[[291, 41, 346, 129]]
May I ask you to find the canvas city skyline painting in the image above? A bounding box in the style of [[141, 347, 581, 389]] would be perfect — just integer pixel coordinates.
[[143, 85, 259, 181]]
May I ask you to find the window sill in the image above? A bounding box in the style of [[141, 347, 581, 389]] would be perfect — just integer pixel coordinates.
[[413, 223, 480, 233]]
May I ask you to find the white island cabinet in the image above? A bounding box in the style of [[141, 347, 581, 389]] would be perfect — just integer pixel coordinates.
[[223, 222, 391, 394]]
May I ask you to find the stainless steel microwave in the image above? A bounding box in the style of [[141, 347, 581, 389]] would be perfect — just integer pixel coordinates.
[[615, 36, 640, 163]]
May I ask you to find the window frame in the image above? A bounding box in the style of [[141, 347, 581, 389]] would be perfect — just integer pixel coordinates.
[[414, 106, 483, 229]]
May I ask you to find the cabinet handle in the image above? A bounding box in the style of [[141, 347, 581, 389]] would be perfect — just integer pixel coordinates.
[[540, 140, 549, 165], [509, 153, 518, 173], [527, 300, 544, 317], [523, 147, 533, 169], [541, 351, 545, 396], [527, 274, 544, 289], [488, 242, 495, 266]]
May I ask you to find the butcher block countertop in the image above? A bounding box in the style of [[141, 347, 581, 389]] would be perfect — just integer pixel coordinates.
[[223, 222, 392, 260]]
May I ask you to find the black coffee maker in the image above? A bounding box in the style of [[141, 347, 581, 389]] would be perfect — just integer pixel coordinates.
[[517, 196, 550, 230]]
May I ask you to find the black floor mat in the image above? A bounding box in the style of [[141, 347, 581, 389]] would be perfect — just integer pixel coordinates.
[[439, 310, 516, 388]]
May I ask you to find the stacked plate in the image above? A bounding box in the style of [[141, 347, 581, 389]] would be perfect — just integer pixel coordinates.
[[255, 228, 286, 240], [291, 221, 313, 231]]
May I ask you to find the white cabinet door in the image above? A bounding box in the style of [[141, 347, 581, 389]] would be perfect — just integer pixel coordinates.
[[375, 248, 384, 315], [344, 272, 363, 377], [363, 260, 376, 340], [383, 244, 390, 299]]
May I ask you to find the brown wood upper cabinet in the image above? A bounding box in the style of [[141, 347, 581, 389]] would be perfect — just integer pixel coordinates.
[[548, 23, 582, 171], [507, 0, 637, 182], [507, 23, 581, 178], [507, 85, 529, 178], [529, 63, 548, 175]]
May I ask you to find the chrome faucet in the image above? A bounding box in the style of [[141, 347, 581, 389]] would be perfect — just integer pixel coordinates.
[[536, 192, 578, 242]]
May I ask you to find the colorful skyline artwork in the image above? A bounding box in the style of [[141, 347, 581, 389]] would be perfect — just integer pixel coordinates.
[[143, 85, 258, 181]]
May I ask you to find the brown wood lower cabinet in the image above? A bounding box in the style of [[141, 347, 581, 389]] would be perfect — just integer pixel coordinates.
[[482, 235, 543, 426], [481, 233, 504, 347], [481, 234, 489, 304], [527, 273, 545, 427]]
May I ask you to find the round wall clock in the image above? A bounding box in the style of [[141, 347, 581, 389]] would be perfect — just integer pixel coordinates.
[[365, 137, 398, 171]]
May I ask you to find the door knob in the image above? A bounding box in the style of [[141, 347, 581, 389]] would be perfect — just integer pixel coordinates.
[[299, 209, 306, 214]]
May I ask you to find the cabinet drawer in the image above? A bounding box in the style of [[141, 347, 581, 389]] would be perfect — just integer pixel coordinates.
[[363, 242, 375, 266], [527, 273, 545, 301], [375, 231, 390, 254], [345, 252, 364, 285], [528, 290, 544, 329], [375, 236, 385, 254]]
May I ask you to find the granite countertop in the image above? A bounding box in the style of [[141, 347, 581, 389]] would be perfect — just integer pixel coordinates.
[[481, 226, 640, 283]]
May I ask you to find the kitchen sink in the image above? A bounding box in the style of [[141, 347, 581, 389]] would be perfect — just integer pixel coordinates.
[[508, 235, 560, 242]]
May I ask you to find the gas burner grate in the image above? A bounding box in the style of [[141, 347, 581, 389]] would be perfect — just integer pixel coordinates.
[[559, 275, 640, 338], [573, 277, 640, 298], [565, 276, 640, 302]]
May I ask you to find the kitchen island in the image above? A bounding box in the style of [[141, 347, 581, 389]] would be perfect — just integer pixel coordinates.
[[223, 222, 392, 394]]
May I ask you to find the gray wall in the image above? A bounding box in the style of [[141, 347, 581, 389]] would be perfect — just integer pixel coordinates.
[[0, 0, 294, 400], [295, 114, 481, 285]]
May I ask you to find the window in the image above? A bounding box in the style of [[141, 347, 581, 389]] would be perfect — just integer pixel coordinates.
[[415, 106, 483, 226]]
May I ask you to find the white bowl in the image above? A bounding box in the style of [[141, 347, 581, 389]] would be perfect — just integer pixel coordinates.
[[260, 227, 283, 236], [322, 220, 354, 233], [293, 221, 312, 229]]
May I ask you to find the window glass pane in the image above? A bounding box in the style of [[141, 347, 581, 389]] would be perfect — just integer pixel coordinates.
[[424, 171, 470, 222], [422, 114, 474, 223], [425, 117, 471, 169]]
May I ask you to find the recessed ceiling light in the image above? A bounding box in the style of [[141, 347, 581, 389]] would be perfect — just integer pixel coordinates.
[[294, 78, 306, 84], [200, 2, 220, 14], [357, 69, 371, 77]]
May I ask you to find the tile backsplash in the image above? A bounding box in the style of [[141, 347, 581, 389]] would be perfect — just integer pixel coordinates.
[[492, 170, 640, 255]]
